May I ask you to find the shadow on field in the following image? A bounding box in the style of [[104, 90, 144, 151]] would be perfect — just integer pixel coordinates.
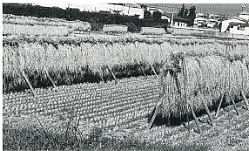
[[147, 96, 244, 127]]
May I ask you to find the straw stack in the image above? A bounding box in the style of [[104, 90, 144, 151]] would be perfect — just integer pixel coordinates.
[[158, 55, 249, 118]]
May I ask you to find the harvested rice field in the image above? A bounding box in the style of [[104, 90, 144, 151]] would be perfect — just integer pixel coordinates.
[[3, 76, 249, 150], [3, 14, 249, 150]]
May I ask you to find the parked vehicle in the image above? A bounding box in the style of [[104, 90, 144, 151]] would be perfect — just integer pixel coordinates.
[[194, 17, 208, 28], [207, 19, 218, 28]]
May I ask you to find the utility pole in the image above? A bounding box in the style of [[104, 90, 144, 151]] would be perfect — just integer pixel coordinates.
[[241, 4, 245, 12], [171, 11, 174, 27]]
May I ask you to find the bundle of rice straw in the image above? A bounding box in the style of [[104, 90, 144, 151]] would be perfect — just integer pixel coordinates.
[[158, 55, 249, 119]]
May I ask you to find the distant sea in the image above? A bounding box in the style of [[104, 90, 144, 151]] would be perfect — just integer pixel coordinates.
[[146, 3, 249, 17]]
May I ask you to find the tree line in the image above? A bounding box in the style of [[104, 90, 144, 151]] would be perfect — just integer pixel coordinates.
[[3, 3, 168, 32], [177, 4, 196, 26]]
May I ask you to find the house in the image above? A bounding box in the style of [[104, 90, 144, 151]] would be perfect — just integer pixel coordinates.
[[164, 13, 190, 27], [229, 22, 249, 35], [208, 14, 225, 21], [208, 14, 220, 20], [161, 16, 170, 23], [239, 10, 249, 20], [196, 12, 205, 18], [34, 3, 145, 19], [221, 17, 249, 35], [147, 7, 156, 15], [173, 17, 189, 27], [117, 3, 144, 19]]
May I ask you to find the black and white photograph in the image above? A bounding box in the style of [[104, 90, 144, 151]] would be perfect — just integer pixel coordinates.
[[2, 1, 249, 150]]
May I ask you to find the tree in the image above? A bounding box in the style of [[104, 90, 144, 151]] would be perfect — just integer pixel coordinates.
[[144, 10, 151, 19], [188, 6, 196, 26], [153, 10, 162, 20], [178, 4, 185, 17], [184, 8, 189, 17], [177, 4, 196, 26], [140, 4, 148, 9], [188, 6, 196, 19]]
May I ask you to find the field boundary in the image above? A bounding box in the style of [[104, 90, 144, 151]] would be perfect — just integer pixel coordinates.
[[170, 26, 249, 40]]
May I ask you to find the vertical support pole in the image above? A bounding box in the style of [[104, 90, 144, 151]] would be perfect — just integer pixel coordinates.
[[17, 42, 36, 97], [134, 42, 147, 78], [200, 94, 214, 126], [149, 63, 158, 78], [107, 65, 117, 84], [104, 44, 118, 83], [139, 62, 147, 78], [188, 101, 201, 133], [147, 47, 158, 78], [231, 97, 240, 115], [241, 90, 249, 110], [147, 71, 165, 130], [43, 43, 56, 88], [99, 67, 105, 82], [216, 94, 224, 117], [227, 56, 239, 115], [45, 68, 56, 88], [159, 44, 163, 62], [148, 101, 162, 130], [186, 112, 190, 132], [21, 70, 36, 97], [227, 51, 232, 120]]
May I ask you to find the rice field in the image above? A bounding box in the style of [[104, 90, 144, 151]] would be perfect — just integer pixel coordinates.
[[3, 14, 91, 36], [3, 14, 249, 150], [3, 75, 249, 150]]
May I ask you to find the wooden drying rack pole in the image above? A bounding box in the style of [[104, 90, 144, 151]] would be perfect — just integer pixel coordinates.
[[241, 90, 249, 110], [200, 94, 214, 126], [45, 68, 56, 88], [104, 46, 118, 84], [215, 94, 224, 117], [107, 64, 117, 84], [138, 61, 147, 78], [147, 72, 165, 130], [21, 70, 36, 97], [148, 62, 158, 78]]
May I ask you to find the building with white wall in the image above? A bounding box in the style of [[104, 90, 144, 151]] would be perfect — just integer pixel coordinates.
[[164, 13, 189, 27], [221, 17, 249, 35], [229, 24, 249, 35], [239, 10, 249, 20], [33, 3, 144, 19]]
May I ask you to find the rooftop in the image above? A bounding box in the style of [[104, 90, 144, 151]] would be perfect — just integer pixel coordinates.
[[240, 10, 249, 15]]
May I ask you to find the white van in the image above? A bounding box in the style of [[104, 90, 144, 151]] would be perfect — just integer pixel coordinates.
[[194, 17, 208, 28], [207, 19, 218, 28]]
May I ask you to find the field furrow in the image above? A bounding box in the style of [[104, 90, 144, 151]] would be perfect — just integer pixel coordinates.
[[3, 76, 159, 128]]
